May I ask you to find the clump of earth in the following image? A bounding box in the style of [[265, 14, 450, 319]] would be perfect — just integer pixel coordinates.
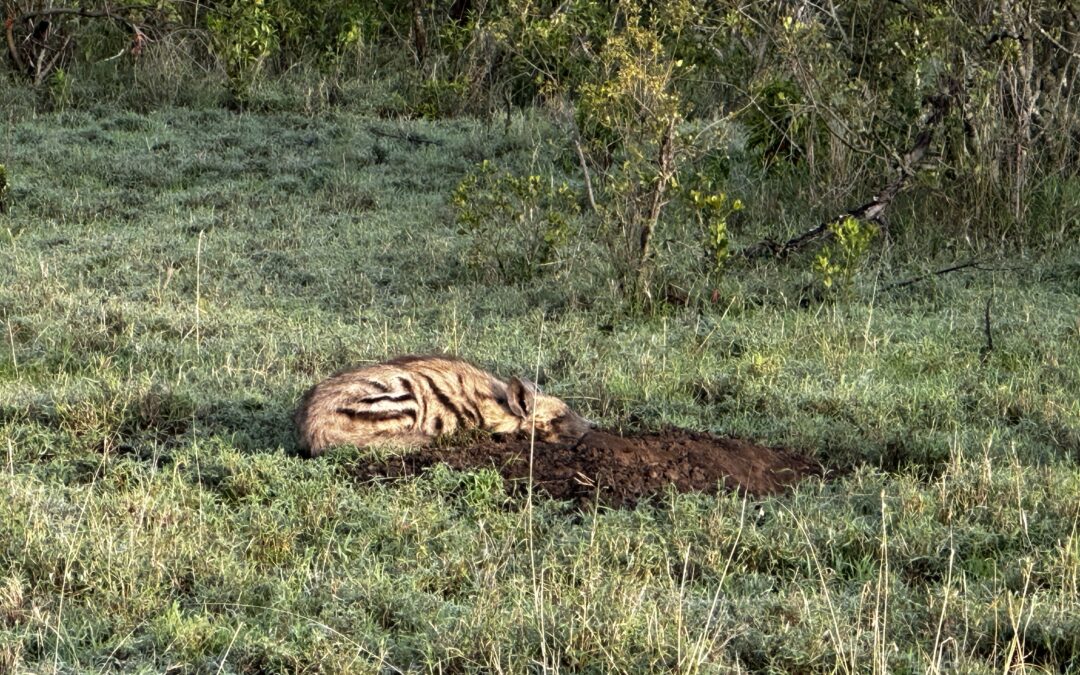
[[355, 428, 825, 509]]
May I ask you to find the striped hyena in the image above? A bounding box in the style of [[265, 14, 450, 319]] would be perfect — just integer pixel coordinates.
[[294, 355, 593, 456]]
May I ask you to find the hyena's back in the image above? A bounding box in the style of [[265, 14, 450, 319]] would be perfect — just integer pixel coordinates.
[[294, 355, 591, 457]]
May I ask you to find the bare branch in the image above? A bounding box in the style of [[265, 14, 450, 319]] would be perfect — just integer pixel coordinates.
[[739, 97, 944, 259], [573, 139, 598, 213], [5, 15, 24, 72], [885, 259, 982, 290], [639, 115, 678, 265], [367, 126, 443, 146], [980, 296, 993, 362], [35, 33, 73, 86], [14, 7, 146, 38], [6, 4, 151, 82]]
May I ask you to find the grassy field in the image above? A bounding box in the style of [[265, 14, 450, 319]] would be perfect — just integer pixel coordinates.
[[1, 92, 1079, 673]]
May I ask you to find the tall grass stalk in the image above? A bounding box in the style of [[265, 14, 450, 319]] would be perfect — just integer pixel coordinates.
[[873, 489, 890, 675]]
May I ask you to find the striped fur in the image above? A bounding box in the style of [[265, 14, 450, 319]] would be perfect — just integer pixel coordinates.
[[295, 355, 592, 457]]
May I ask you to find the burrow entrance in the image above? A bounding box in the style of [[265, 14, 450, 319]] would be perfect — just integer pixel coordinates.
[[354, 428, 826, 509]]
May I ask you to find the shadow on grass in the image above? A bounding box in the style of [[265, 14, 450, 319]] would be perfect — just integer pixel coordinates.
[[0, 388, 302, 462], [195, 396, 301, 456]]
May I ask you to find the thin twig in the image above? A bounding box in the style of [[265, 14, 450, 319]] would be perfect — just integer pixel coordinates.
[[740, 87, 949, 260], [14, 7, 145, 36], [886, 259, 1023, 291], [573, 139, 598, 213], [886, 259, 982, 290], [37, 34, 73, 87], [367, 126, 443, 146], [4, 16, 25, 73], [195, 230, 203, 354], [5, 320, 16, 378], [8, 6, 149, 82], [553, 103, 598, 213], [639, 115, 678, 264], [980, 296, 993, 362]]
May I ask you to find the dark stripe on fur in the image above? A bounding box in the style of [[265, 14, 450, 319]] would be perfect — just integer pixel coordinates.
[[416, 373, 466, 428], [337, 408, 416, 423], [363, 379, 390, 392], [456, 373, 482, 425], [385, 354, 448, 367], [399, 376, 423, 429], [356, 392, 415, 404]]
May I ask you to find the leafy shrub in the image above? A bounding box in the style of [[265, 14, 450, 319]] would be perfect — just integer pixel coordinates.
[[570, 6, 689, 304], [207, 0, 278, 94], [411, 76, 471, 119], [812, 216, 877, 293], [743, 79, 822, 170], [689, 188, 742, 274], [47, 69, 74, 111], [452, 161, 580, 281], [205, 0, 379, 99]]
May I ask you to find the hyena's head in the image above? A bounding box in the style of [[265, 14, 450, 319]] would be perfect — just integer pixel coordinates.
[[506, 377, 594, 443]]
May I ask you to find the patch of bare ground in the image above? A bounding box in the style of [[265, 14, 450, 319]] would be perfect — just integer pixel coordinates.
[[354, 429, 827, 509]]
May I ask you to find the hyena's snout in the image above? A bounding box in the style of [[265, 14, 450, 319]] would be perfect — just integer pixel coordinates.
[[540, 409, 594, 444]]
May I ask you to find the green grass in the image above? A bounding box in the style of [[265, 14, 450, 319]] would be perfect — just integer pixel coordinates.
[[1, 91, 1079, 672]]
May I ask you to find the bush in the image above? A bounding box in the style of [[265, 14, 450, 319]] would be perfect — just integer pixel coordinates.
[[451, 160, 580, 282], [812, 216, 878, 294]]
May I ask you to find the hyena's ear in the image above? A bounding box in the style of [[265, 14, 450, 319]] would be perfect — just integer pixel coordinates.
[[507, 377, 538, 418]]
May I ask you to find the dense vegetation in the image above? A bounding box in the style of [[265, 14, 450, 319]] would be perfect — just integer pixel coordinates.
[[1, 1, 1078, 672]]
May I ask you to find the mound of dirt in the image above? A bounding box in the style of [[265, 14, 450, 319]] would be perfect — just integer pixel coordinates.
[[355, 429, 824, 509]]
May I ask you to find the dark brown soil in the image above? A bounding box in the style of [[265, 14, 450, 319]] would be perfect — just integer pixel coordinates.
[[354, 428, 825, 509]]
